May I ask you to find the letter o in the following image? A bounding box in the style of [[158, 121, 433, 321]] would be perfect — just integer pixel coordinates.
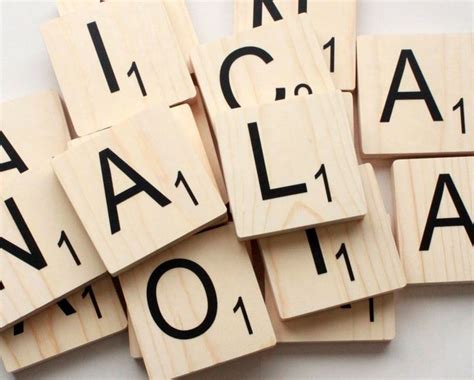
[[146, 258, 218, 340]]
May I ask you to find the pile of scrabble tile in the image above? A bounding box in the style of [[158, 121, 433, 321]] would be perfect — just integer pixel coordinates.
[[1, 1, 472, 378]]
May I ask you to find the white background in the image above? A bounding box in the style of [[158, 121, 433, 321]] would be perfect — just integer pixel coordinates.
[[1, 0, 473, 379]]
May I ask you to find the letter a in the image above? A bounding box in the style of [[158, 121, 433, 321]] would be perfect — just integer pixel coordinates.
[[0, 198, 47, 270], [419, 174, 474, 251], [99, 148, 172, 235], [380, 49, 443, 123], [0, 131, 28, 174]]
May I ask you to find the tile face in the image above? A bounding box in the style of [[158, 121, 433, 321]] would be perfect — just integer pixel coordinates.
[[0, 91, 70, 185], [392, 156, 474, 284], [55, 0, 198, 72], [234, 0, 356, 90], [52, 105, 226, 275], [120, 224, 276, 379], [214, 93, 366, 239], [264, 276, 395, 342], [192, 14, 335, 126], [0, 164, 106, 331], [42, 2, 195, 136], [191, 86, 229, 204], [358, 34, 473, 157], [0, 276, 127, 372], [260, 164, 406, 319]]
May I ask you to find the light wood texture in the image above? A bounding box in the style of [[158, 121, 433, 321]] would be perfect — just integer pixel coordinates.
[[214, 93, 366, 239], [234, 0, 356, 91], [52, 104, 226, 275], [357, 34, 473, 157], [392, 156, 474, 284], [190, 86, 228, 203], [191, 14, 335, 126], [259, 164, 406, 319], [264, 275, 396, 342], [42, 1, 195, 136], [0, 164, 106, 331], [0, 91, 70, 186], [0, 276, 127, 372], [119, 224, 276, 379], [127, 316, 141, 359], [55, 0, 198, 73]]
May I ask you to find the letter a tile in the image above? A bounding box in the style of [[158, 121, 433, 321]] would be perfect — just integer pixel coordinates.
[[234, 0, 357, 90], [191, 14, 335, 127], [0, 164, 106, 331], [358, 34, 473, 158], [259, 164, 406, 319], [119, 224, 276, 379], [392, 156, 473, 284], [214, 93, 366, 239], [52, 105, 226, 275], [0, 276, 127, 372], [42, 2, 195, 136], [1, 91, 70, 186]]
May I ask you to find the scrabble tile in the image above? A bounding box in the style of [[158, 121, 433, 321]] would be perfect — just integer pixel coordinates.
[[42, 1, 195, 136], [119, 224, 276, 379], [358, 34, 473, 158], [234, 0, 356, 91], [191, 14, 335, 126], [214, 93, 366, 239], [259, 163, 406, 319], [190, 86, 228, 204], [128, 316, 142, 359], [0, 164, 106, 331], [52, 104, 226, 275], [0, 276, 127, 372], [264, 275, 396, 342], [55, 0, 198, 73], [392, 156, 474, 284], [0, 91, 70, 185]]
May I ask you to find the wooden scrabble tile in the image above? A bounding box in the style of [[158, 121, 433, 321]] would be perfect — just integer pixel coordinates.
[[0, 164, 106, 331], [214, 93, 366, 239], [234, 0, 356, 91], [0, 91, 70, 185], [55, 0, 198, 73], [42, 1, 195, 136], [264, 275, 396, 342], [358, 34, 473, 157], [191, 14, 335, 126], [392, 156, 474, 284], [52, 104, 226, 275], [190, 86, 228, 204], [128, 316, 141, 359], [0, 276, 127, 372], [119, 223, 276, 379], [259, 163, 406, 319]]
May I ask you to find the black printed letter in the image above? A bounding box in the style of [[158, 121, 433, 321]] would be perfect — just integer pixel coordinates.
[[248, 122, 307, 200], [220, 47, 274, 109], [99, 148, 172, 234], [419, 174, 474, 251], [147, 259, 218, 340], [0, 198, 47, 270], [252, 0, 307, 27], [0, 131, 28, 174], [380, 49, 443, 123]]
